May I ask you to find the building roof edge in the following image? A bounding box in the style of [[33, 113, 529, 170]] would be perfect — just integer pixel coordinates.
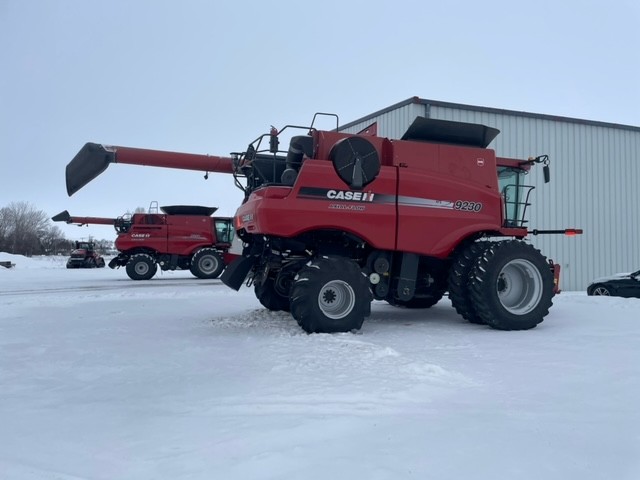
[[339, 96, 640, 133]]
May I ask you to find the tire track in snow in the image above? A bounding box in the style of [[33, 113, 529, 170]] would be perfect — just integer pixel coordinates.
[[208, 307, 477, 414], [0, 280, 221, 297]]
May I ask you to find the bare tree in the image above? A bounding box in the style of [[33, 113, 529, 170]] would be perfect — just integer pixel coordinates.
[[0, 206, 9, 252], [83, 238, 114, 254], [0, 201, 51, 255], [40, 225, 73, 255]]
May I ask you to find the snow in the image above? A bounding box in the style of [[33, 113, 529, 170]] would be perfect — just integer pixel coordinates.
[[1, 254, 639, 480]]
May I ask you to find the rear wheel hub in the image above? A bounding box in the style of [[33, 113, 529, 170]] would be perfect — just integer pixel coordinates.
[[318, 280, 356, 320], [496, 259, 543, 315], [135, 262, 149, 275]]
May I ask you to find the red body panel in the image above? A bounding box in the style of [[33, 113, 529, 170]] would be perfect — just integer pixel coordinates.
[[396, 169, 502, 257], [222, 251, 238, 265], [393, 141, 502, 257], [116, 214, 169, 253], [164, 215, 217, 256], [235, 131, 521, 258], [237, 160, 398, 251], [114, 213, 228, 256]]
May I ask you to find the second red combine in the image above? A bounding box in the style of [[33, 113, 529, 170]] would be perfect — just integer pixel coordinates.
[[53, 204, 238, 280]]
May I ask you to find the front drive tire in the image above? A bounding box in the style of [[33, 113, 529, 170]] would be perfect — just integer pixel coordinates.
[[290, 256, 372, 333], [448, 241, 491, 324], [126, 253, 158, 280], [190, 248, 225, 279], [468, 240, 554, 330]]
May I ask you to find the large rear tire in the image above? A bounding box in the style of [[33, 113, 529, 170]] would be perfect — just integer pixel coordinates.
[[448, 241, 491, 324], [290, 256, 371, 333], [190, 248, 224, 279], [255, 276, 291, 312], [469, 241, 554, 330], [126, 253, 158, 281]]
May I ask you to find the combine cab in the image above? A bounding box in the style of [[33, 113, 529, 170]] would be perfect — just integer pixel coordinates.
[[65, 240, 105, 269], [53, 205, 239, 280], [64, 114, 581, 332]]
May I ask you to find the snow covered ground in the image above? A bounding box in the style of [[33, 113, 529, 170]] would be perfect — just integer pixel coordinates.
[[1, 253, 639, 480]]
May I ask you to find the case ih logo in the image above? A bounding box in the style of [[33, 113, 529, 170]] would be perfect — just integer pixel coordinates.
[[297, 187, 377, 203], [326, 189, 375, 202], [131, 233, 151, 238]]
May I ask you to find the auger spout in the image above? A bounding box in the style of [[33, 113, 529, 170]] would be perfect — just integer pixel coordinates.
[[65, 143, 235, 196], [51, 210, 116, 226]]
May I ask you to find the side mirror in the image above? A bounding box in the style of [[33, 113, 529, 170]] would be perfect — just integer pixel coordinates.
[[543, 165, 550, 183]]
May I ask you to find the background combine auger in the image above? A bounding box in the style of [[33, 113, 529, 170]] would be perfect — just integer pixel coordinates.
[[52, 204, 239, 281], [66, 114, 581, 333]]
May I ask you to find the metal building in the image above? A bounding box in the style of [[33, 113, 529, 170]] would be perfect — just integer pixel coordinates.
[[339, 97, 640, 291]]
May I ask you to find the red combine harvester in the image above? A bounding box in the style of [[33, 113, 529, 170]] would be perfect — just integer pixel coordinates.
[[52, 205, 238, 280], [65, 115, 581, 332]]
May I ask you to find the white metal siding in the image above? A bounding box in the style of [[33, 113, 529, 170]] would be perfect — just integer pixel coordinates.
[[342, 101, 640, 291], [430, 105, 640, 292], [340, 103, 426, 139]]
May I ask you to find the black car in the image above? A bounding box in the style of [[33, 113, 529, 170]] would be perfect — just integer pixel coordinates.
[[587, 270, 640, 297]]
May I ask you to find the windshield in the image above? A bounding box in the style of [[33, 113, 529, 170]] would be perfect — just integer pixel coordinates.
[[215, 220, 234, 244], [498, 166, 530, 227]]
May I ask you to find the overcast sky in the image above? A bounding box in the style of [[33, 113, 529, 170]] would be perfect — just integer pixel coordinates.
[[1, 0, 639, 241]]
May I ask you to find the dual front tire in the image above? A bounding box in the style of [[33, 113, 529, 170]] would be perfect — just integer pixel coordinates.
[[466, 241, 555, 330], [448, 242, 492, 324]]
